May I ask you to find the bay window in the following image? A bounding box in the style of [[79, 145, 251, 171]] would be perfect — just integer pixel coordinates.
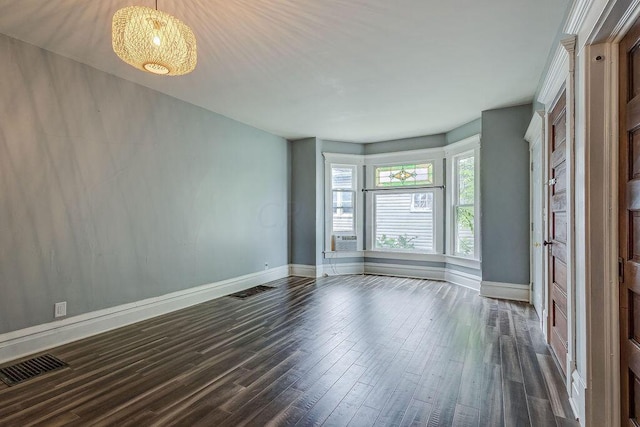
[[324, 136, 479, 264]]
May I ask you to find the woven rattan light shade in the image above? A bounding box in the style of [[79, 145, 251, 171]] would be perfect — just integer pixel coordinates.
[[112, 6, 196, 76]]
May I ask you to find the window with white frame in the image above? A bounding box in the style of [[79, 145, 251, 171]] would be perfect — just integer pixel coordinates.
[[324, 153, 364, 252], [446, 136, 480, 260], [366, 153, 444, 254], [453, 154, 475, 256], [331, 165, 356, 233]]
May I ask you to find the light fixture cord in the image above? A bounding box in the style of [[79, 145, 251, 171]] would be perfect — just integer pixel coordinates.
[[155, 0, 158, 10]]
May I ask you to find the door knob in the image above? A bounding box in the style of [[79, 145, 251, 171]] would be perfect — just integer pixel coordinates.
[[543, 240, 553, 246]]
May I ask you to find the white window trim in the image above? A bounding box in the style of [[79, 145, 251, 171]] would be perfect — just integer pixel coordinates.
[[444, 134, 481, 260], [365, 148, 445, 255], [323, 153, 365, 253]]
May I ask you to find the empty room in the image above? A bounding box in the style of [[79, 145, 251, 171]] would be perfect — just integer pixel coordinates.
[[1, 0, 638, 426]]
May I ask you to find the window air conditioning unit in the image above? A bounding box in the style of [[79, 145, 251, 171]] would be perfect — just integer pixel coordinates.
[[333, 235, 357, 252]]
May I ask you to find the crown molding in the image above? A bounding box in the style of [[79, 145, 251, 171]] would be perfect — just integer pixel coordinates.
[[564, 0, 592, 34], [525, 110, 545, 144], [538, 36, 577, 106]]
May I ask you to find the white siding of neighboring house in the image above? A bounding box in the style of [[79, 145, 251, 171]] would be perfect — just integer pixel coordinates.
[[375, 193, 433, 251]]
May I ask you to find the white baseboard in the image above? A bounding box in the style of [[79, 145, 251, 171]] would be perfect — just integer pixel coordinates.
[[289, 264, 317, 278], [364, 262, 446, 281], [480, 281, 530, 302], [0, 265, 289, 364], [570, 369, 586, 424], [320, 262, 365, 276], [445, 270, 482, 291]]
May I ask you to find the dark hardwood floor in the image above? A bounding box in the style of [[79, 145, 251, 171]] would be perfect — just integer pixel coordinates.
[[0, 275, 578, 426]]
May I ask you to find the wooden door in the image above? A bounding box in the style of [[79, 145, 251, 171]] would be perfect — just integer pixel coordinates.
[[620, 18, 640, 425], [548, 92, 568, 376]]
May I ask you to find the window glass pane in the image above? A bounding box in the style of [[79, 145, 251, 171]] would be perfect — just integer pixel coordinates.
[[332, 167, 354, 190], [333, 190, 354, 232], [375, 163, 433, 187], [457, 156, 475, 205], [455, 206, 474, 256], [374, 193, 433, 251]]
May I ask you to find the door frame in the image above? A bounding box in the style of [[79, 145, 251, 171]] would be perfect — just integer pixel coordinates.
[[571, 1, 640, 425], [539, 35, 578, 404], [526, 111, 546, 332]]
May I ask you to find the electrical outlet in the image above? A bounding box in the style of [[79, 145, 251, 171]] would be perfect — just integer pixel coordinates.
[[264, 262, 269, 270], [54, 301, 67, 318]]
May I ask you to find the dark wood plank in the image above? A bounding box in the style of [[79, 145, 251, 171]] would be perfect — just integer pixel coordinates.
[[528, 396, 558, 427], [322, 381, 374, 426], [501, 335, 524, 383], [519, 344, 549, 399], [426, 360, 464, 427], [537, 354, 575, 419], [451, 403, 480, 427], [479, 364, 504, 427], [398, 398, 434, 427], [503, 379, 530, 427]]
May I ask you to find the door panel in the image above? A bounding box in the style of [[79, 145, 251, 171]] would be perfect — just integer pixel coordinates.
[[620, 16, 640, 425], [554, 213, 567, 243], [553, 259, 567, 294], [548, 92, 568, 376]]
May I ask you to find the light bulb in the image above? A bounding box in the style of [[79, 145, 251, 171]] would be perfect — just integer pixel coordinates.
[[152, 35, 161, 46]]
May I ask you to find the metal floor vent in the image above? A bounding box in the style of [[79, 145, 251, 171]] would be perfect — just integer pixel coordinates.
[[0, 354, 68, 386], [229, 285, 276, 299]]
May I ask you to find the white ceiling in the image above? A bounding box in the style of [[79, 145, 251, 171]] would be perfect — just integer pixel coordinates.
[[0, 0, 569, 142]]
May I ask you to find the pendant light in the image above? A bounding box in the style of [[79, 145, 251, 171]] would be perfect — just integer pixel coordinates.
[[112, 1, 197, 76]]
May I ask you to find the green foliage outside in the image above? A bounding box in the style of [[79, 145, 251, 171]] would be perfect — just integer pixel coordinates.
[[376, 234, 417, 249], [457, 157, 475, 255]]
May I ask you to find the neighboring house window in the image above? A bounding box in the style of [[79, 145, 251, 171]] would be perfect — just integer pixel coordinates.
[[445, 135, 480, 260], [411, 193, 432, 212], [366, 153, 444, 254]]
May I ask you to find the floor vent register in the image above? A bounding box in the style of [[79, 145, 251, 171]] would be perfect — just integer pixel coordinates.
[[0, 354, 68, 386], [228, 285, 276, 299]]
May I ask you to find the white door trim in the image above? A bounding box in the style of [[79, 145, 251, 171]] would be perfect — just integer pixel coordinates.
[[526, 111, 546, 332]]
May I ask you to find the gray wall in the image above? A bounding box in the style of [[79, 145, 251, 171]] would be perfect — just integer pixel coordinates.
[[289, 138, 317, 265], [321, 140, 364, 155], [481, 104, 531, 284], [446, 118, 481, 145], [0, 34, 288, 334], [364, 134, 446, 155]]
